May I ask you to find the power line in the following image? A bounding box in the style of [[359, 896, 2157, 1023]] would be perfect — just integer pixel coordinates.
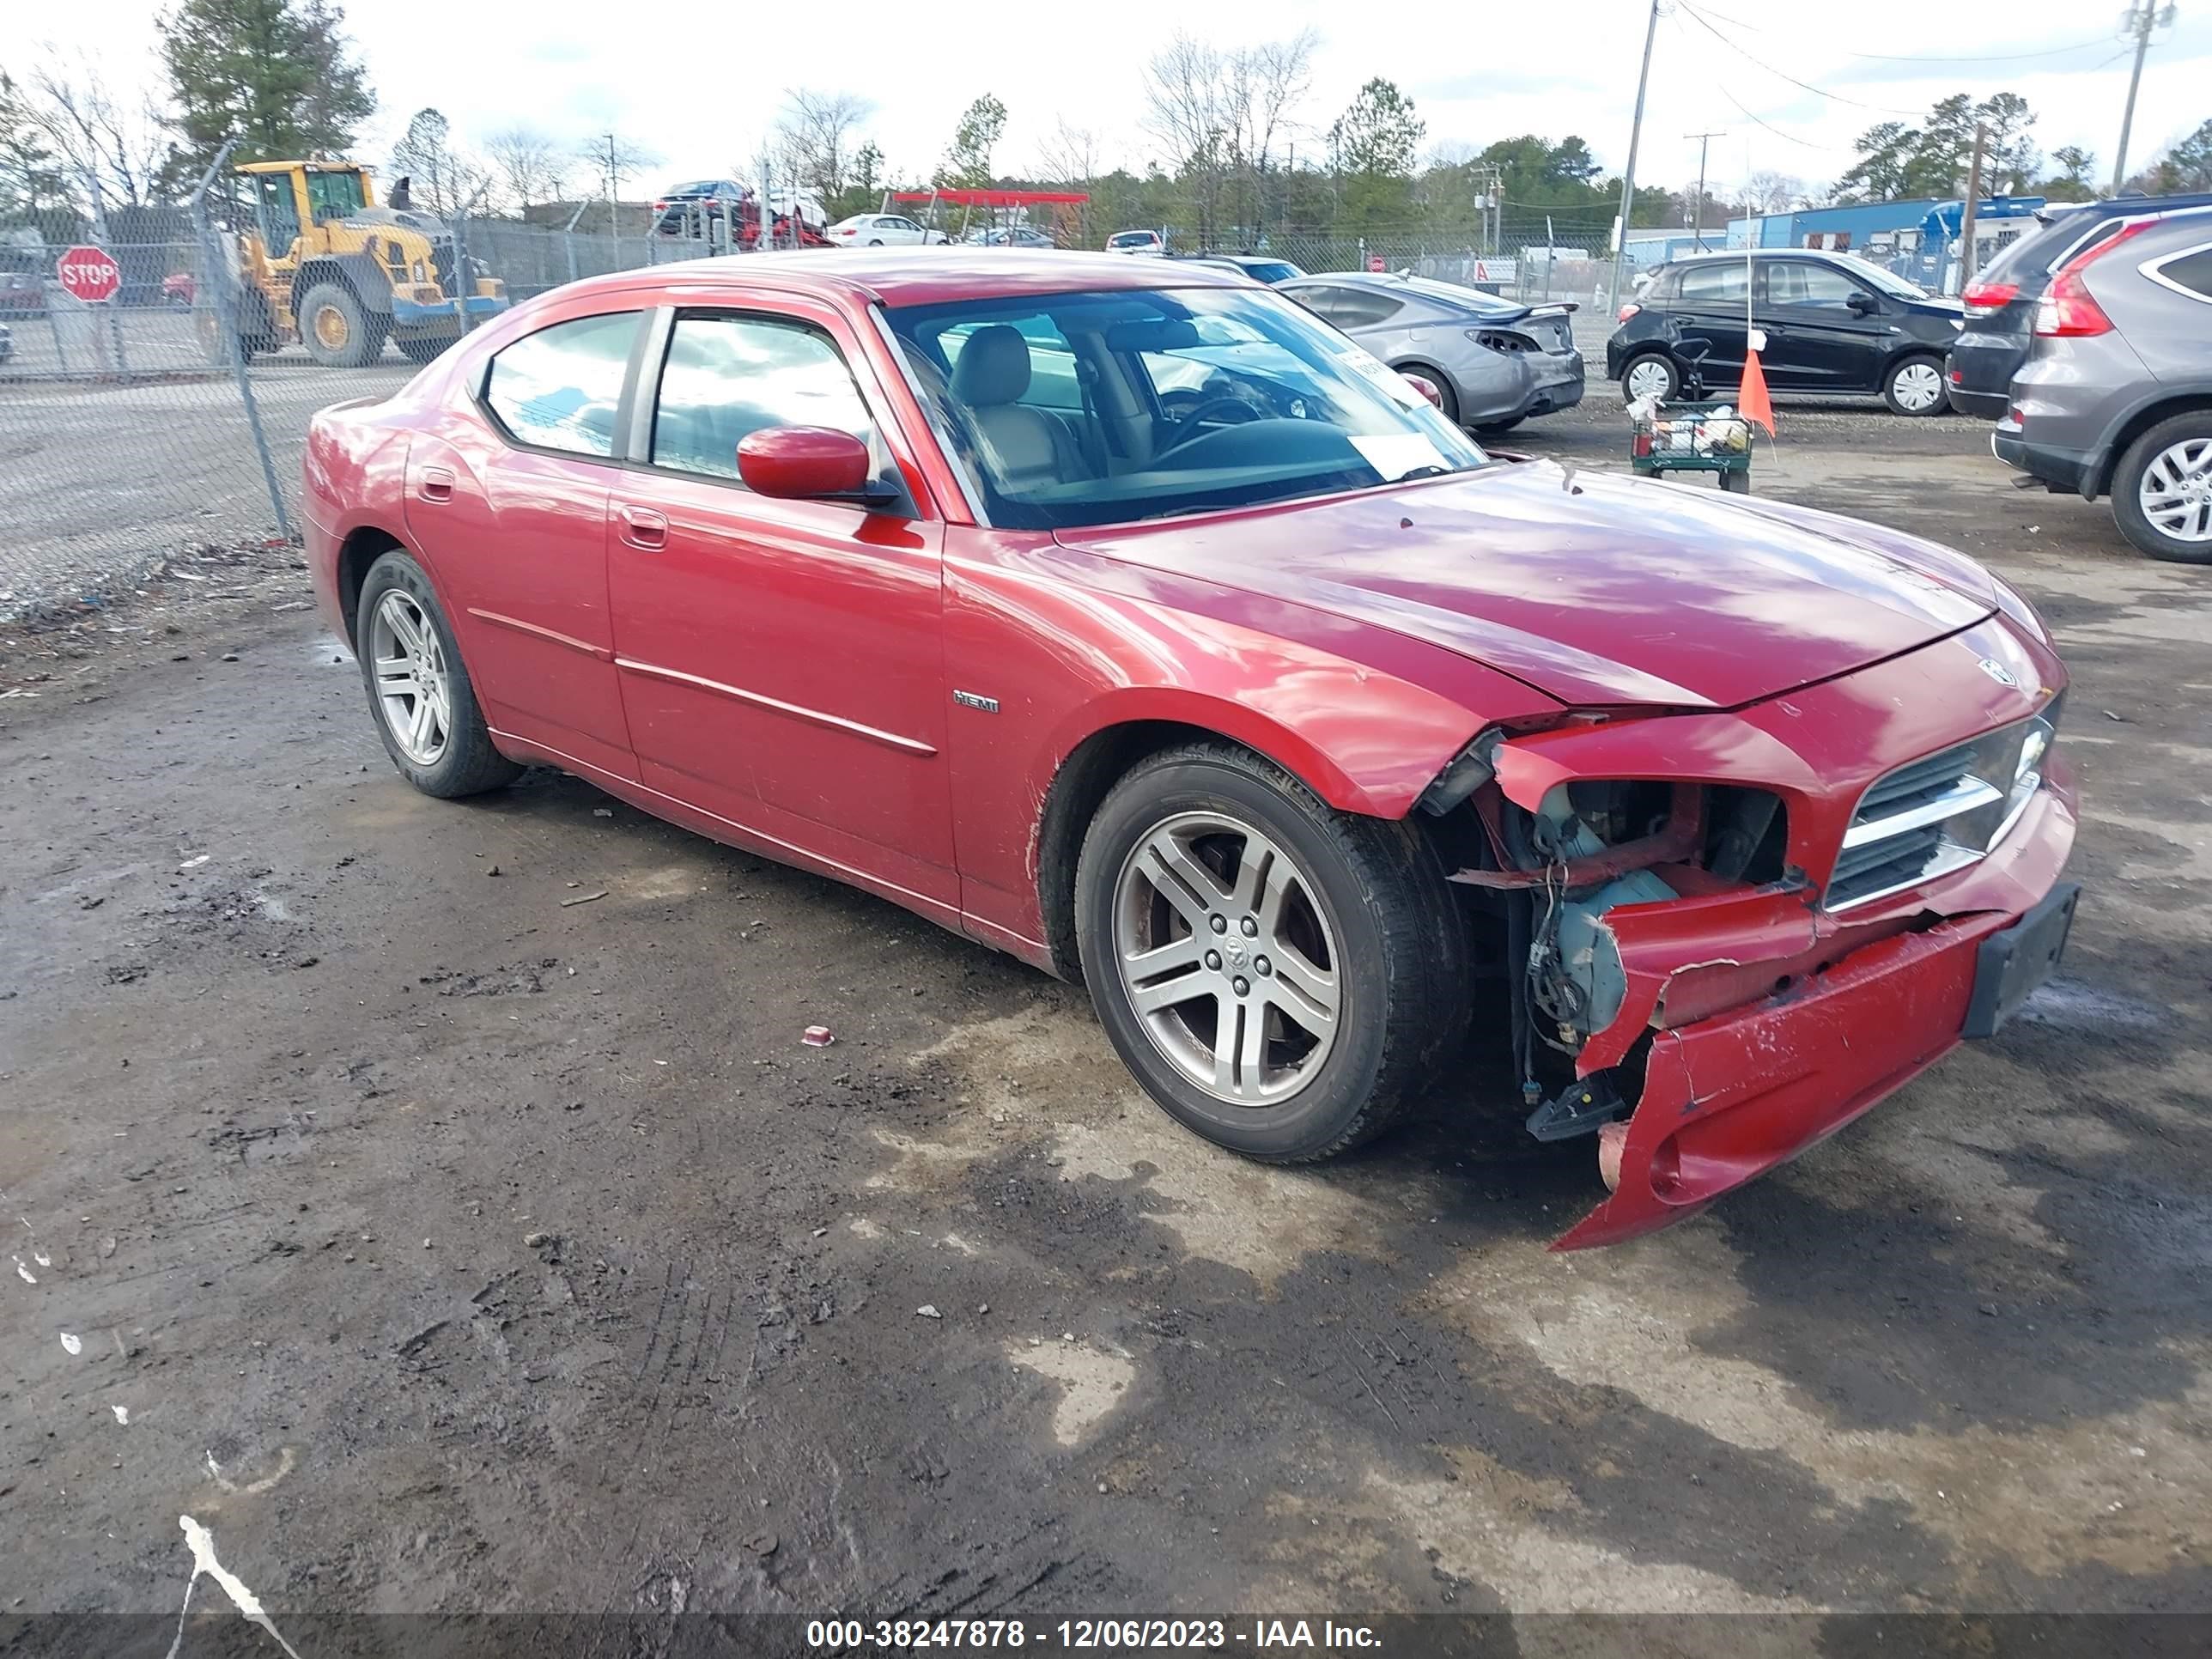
[[1675, 3, 1926, 116], [1686, 5, 2118, 62]]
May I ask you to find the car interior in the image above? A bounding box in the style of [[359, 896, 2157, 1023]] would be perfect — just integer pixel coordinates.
[[887, 291, 1483, 529]]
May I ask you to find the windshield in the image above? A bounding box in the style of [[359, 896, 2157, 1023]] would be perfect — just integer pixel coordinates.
[[1109, 233, 1156, 248], [883, 285, 1489, 532], [1833, 255, 1929, 299], [1241, 260, 1301, 283]]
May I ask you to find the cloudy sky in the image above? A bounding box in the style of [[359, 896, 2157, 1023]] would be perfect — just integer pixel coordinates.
[[30, 0, 2212, 200]]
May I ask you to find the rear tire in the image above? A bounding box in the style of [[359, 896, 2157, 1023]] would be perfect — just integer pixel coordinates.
[[1074, 742, 1469, 1163], [1881, 353, 1949, 416], [2112, 413, 2212, 564], [1473, 415, 1525, 436], [1620, 351, 1679, 404], [298, 281, 385, 368], [356, 551, 522, 799]]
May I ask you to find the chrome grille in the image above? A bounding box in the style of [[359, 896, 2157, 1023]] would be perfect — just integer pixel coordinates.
[[1826, 707, 2057, 910]]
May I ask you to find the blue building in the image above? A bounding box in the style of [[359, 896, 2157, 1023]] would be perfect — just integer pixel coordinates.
[[1726, 196, 2046, 291]]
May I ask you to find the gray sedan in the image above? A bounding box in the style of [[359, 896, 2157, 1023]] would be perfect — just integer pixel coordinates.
[[1279, 272, 1583, 433]]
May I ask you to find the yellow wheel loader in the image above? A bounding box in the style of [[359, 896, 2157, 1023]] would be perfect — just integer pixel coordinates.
[[198, 161, 508, 368]]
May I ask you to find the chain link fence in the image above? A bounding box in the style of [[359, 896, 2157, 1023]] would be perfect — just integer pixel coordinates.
[[0, 204, 762, 623]]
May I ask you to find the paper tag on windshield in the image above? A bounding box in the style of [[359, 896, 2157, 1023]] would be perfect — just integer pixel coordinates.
[[1349, 433, 1449, 481], [1334, 345, 1424, 408]]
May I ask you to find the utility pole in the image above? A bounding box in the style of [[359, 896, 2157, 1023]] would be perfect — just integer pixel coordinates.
[[1607, 0, 1662, 319], [2111, 3, 2177, 191], [1685, 130, 1726, 250], [1959, 122, 1988, 293]]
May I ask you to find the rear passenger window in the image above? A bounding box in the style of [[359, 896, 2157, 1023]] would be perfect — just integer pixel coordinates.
[[1677, 264, 1750, 303], [483, 312, 639, 457], [650, 313, 875, 481]]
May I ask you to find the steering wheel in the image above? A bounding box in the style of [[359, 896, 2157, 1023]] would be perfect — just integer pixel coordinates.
[[1156, 396, 1266, 458]]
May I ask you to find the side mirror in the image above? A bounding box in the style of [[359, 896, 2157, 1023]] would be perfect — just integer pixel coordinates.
[[735, 426, 888, 502], [1401, 372, 1445, 411], [1845, 290, 1880, 314]]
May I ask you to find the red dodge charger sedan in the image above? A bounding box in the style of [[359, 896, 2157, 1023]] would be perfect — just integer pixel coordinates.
[[306, 251, 2080, 1249]]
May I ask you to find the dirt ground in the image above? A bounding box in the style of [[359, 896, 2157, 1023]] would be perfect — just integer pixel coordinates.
[[3, 395, 2209, 1652]]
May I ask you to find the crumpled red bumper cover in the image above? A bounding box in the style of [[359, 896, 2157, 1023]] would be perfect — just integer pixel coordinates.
[[1553, 781, 2078, 1251]]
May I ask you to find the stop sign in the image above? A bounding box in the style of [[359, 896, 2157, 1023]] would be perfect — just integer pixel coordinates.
[[1365, 254, 1385, 273], [56, 246, 122, 304]]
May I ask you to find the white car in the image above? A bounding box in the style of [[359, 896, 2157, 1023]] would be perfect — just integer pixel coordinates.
[[1107, 229, 1166, 255], [827, 214, 947, 247]]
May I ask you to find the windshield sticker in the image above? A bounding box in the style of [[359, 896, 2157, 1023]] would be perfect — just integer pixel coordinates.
[[1348, 433, 1449, 481]]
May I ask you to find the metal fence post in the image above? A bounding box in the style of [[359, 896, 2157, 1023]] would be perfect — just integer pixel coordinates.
[[189, 143, 294, 542]]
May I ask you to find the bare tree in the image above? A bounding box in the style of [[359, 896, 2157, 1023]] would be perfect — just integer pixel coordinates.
[[1140, 30, 1315, 247], [1140, 33, 1232, 243], [484, 125, 568, 216], [1035, 119, 1104, 242], [27, 53, 169, 213], [773, 89, 872, 210], [1741, 169, 1806, 215]]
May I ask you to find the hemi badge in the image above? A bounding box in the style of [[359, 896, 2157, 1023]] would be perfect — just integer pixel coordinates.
[[951, 690, 1000, 714]]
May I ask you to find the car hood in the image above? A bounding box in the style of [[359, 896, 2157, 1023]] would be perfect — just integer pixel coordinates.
[[1055, 461, 1999, 709]]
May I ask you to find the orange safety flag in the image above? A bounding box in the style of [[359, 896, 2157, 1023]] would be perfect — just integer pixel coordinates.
[[1737, 347, 1776, 436]]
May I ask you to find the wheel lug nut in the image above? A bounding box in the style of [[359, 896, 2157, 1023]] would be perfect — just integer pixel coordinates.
[[1239, 916, 1258, 937], [1255, 956, 1272, 976], [1209, 915, 1227, 934], [1232, 976, 1251, 997], [1204, 951, 1222, 971]]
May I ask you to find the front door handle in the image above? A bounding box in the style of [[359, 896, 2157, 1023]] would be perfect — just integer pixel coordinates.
[[617, 504, 668, 550], [418, 466, 455, 503]]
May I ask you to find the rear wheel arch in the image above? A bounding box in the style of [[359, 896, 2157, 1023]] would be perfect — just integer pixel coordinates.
[[2090, 393, 2212, 501], [1389, 359, 1459, 424], [337, 526, 459, 649]]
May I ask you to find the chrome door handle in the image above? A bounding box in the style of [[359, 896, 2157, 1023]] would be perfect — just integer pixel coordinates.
[[617, 504, 668, 550]]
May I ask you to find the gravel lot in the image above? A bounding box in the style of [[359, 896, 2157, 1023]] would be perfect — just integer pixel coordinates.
[[3, 393, 2209, 1650]]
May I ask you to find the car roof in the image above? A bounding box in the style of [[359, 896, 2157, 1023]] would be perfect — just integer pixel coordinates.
[[556, 248, 1250, 309]]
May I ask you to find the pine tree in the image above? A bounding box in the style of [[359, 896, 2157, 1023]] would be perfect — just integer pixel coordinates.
[[157, 0, 374, 187]]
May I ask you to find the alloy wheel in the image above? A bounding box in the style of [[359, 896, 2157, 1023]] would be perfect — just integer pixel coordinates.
[[1111, 811, 1340, 1105], [2140, 439, 2212, 544], [369, 589, 452, 765]]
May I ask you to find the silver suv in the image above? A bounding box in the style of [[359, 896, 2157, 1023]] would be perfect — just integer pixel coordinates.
[[1994, 203, 2212, 562]]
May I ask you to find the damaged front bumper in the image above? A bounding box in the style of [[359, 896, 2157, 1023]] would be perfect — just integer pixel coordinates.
[[1455, 615, 2081, 1249], [1553, 785, 2076, 1248]]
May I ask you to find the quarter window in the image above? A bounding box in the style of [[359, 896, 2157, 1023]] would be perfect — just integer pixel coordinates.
[[2152, 245, 2212, 301], [650, 313, 875, 481], [482, 311, 641, 457]]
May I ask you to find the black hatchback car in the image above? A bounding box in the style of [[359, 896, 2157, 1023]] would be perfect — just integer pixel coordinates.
[[1607, 250, 1966, 416], [1948, 191, 2212, 419]]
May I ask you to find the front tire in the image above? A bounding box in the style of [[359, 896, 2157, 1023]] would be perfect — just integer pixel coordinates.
[[1882, 353, 1949, 416], [1074, 743, 1469, 1163], [2112, 414, 2212, 563], [356, 552, 521, 798], [299, 281, 386, 368]]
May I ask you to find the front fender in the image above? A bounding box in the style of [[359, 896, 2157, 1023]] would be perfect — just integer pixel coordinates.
[[942, 530, 1561, 953]]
